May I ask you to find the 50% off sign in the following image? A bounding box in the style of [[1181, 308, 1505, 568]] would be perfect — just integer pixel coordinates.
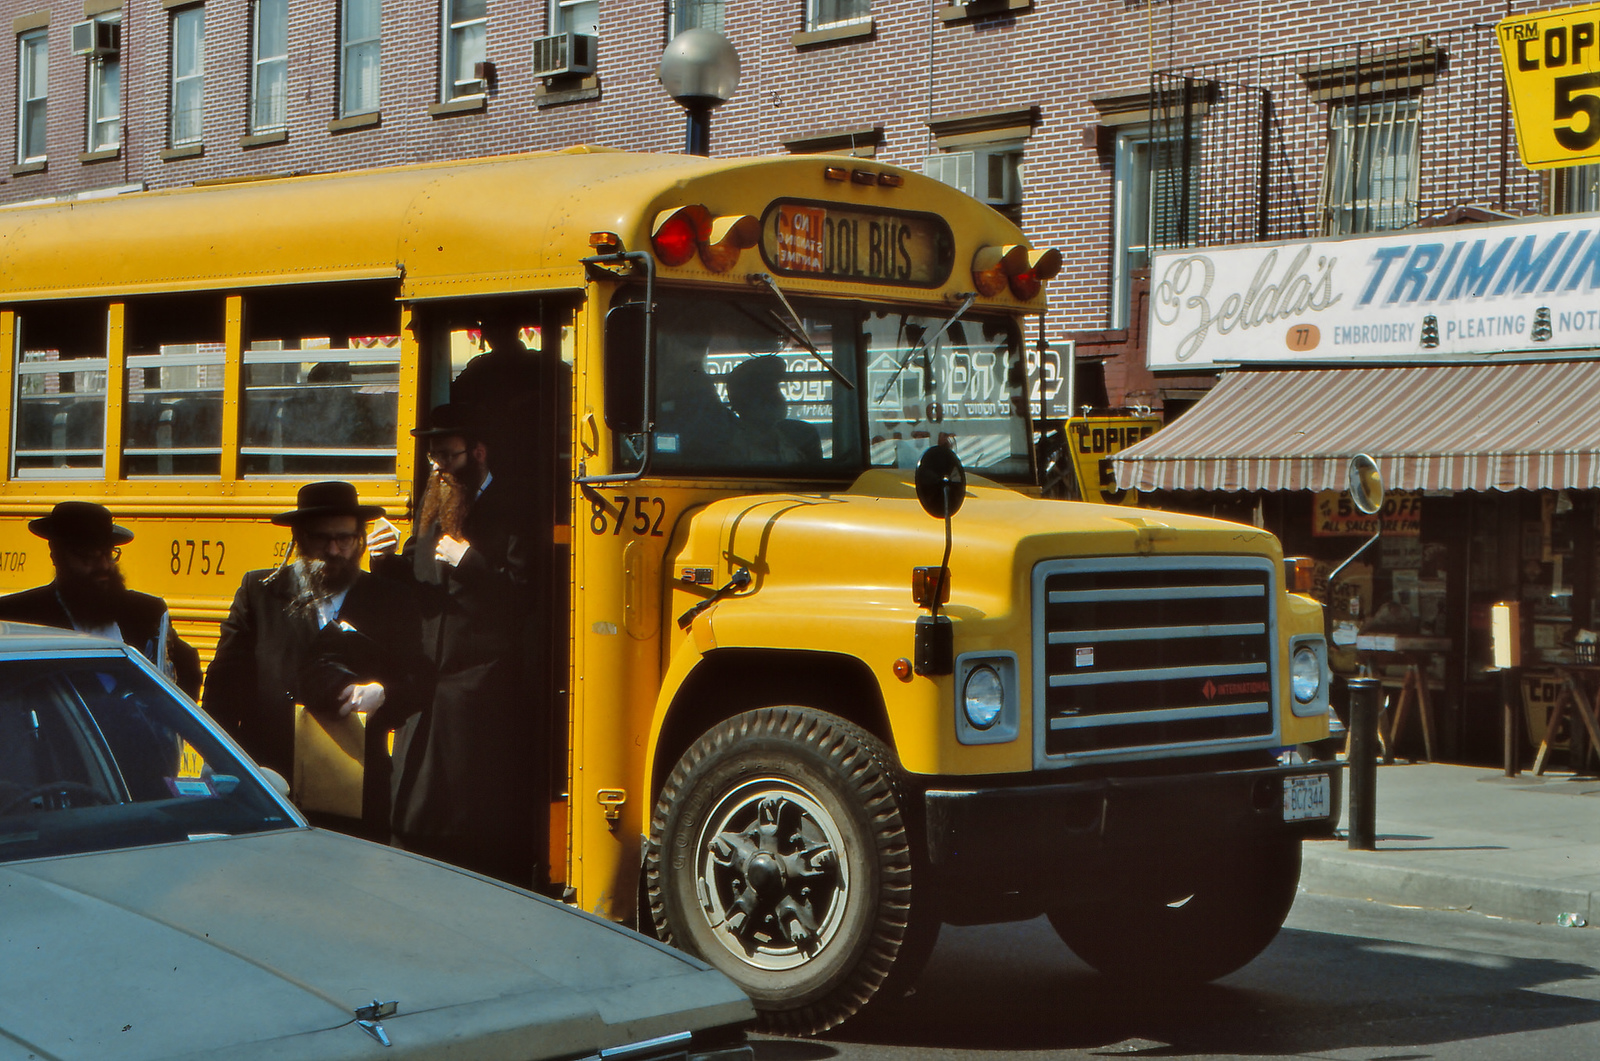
[[1498, 1, 1600, 168]]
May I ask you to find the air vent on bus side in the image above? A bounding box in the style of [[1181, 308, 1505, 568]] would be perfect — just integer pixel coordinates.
[[1034, 556, 1278, 762], [532, 32, 597, 78]]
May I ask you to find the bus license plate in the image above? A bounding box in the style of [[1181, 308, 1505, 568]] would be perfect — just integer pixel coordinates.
[[1283, 774, 1331, 821]]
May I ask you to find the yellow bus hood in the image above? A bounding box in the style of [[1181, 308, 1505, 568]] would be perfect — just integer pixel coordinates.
[[673, 469, 1283, 623]]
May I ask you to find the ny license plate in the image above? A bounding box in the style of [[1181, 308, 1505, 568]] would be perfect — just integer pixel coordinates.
[[1283, 774, 1331, 821]]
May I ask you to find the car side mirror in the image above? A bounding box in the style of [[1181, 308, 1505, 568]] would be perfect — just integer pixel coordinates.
[[603, 301, 649, 435]]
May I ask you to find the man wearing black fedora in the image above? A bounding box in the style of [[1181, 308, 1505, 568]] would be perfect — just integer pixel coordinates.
[[203, 481, 425, 840], [369, 402, 542, 885], [0, 501, 201, 696]]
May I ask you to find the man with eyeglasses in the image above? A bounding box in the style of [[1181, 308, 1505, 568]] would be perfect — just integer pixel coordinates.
[[369, 403, 542, 886], [0, 501, 201, 697], [203, 481, 424, 840]]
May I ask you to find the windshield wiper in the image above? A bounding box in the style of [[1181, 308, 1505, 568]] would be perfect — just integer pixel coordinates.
[[747, 273, 854, 391], [874, 292, 977, 405]]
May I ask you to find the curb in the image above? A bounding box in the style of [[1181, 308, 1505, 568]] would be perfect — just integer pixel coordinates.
[[1299, 845, 1597, 925]]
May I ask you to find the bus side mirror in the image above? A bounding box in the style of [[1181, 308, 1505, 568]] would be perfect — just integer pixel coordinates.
[[603, 301, 649, 435]]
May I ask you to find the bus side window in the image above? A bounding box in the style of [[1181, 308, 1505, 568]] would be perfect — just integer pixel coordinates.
[[123, 293, 226, 478], [13, 302, 108, 479], [240, 282, 401, 477]]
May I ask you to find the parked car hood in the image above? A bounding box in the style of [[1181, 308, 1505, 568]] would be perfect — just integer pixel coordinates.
[[0, 828, 751, 1061]]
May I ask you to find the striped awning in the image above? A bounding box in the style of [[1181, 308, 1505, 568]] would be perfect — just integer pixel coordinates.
[[1112, 361, 1600, 493]]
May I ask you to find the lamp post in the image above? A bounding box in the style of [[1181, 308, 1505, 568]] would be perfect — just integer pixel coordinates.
[[656, 29, 740, 157]]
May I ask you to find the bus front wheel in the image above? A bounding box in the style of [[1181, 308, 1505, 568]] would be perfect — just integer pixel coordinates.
[[646, 706, 930, 1036]]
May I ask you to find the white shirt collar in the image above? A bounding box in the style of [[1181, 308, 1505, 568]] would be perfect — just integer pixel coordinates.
[[315, 585, 352, 629]]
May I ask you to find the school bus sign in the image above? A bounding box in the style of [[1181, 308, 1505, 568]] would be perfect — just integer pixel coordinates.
[[1498, 1, 1600, 169]]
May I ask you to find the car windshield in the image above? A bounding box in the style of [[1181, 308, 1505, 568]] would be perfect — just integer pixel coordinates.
[[0, 653, 294, 862], [617, 293, 1033, 481]]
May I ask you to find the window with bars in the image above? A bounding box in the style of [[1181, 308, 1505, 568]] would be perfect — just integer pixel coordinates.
[[17, 29, 46, 163], [442, 0, 486, 100], [340, 0, 381, 116], [807, 0, 869, 31], [169, 5, 204, 145], [86, 17, 120, 152], [672, 0, 724, 34], [1112, 128, 1199, 329], [250, 0, 287, 133], [1322, 98, 1419, 236]]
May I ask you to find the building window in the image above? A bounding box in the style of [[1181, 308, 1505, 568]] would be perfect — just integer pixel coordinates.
[[442, 0, 486, 100], [1323, 97, 1419, 236], [551, 0, 598, 37], [807, 0, 869, 31], [169, 5, 204, 145], [672, 0, 723, 34], [85, 17, 120, 152], [1111, 127, 1199, 329], [924, 144, 1024, 222], [340, 0, 380, 116], [1554, 163, 1600, 216], [250, 0, 286, 132], [17, 29, 47, 163]]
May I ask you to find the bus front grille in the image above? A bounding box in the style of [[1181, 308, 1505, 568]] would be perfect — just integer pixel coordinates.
[[1034, 557, 1278, 760]]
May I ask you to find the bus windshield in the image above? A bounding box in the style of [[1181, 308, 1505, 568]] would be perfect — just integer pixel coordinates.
[[631, 292, 1032, 482]]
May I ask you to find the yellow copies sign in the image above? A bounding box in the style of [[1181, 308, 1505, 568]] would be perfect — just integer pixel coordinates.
[[1068, 416, 1159, 506], [1498, 2, 1600, 168]]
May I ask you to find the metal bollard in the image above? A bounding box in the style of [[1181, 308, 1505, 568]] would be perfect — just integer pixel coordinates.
[[1347, 677, 1380, 851], [1502, 667, 1522, 778]]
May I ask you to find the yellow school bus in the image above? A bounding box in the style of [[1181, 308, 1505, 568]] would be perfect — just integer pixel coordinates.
[[0, 147, 1337, 1033]]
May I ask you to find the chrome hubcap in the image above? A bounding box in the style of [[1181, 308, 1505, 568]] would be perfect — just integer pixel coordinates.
[[695, 778, 848, 971]]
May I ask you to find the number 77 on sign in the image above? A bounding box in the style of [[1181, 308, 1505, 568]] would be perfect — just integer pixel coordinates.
[[1497, 1, 1600, 169]]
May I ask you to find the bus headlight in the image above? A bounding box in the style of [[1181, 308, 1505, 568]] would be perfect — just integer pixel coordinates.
[[1291, 646, 1320, 703], [1289, 638, 1329, 716], [954, 652, 1018, 744], [963, 665, 1004, 730]]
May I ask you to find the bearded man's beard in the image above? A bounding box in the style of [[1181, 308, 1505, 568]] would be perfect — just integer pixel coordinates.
[[417, 470, 472, 538], [286, 556, 359, 617], [57, 565, 128, 626]]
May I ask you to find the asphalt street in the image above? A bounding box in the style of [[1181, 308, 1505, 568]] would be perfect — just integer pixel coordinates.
[[752, 891, 1600, 1061]]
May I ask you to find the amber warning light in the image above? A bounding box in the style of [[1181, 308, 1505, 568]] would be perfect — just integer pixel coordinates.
[[972, 244, 1062, 300], [651, 204, 760, 271]]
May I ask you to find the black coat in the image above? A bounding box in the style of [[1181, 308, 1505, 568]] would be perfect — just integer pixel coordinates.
[[375, 476, 540, 876], [0, 583, 202, 698], [201, 569, 425, 836]]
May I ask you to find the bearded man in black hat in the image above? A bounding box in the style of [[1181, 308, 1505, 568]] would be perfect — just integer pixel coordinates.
[[369, 402, 542, 885], [0, 501, 201, 696], [202, 481, 425, 839]]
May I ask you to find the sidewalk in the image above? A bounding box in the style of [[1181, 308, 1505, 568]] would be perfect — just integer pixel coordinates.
[[1298, 761, 1600, 925]]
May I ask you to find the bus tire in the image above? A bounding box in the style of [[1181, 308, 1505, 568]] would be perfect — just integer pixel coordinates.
[[646, 706, 925, 1036], [1048, 836, 1301, 984]]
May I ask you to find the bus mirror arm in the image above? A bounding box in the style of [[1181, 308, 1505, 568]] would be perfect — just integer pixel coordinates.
[[578, 250, 657, 486], [677, 568, 752, 630]]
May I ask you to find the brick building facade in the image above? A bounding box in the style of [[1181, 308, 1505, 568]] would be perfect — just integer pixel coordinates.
[[0, 0, 1588, 411]]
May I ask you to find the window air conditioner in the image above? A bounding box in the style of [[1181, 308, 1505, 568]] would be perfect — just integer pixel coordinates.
[[923, 152, 976, 198], [925, 149, 1021, 206], [71, 19, 120, 58], [531, 32, 597, 78]]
